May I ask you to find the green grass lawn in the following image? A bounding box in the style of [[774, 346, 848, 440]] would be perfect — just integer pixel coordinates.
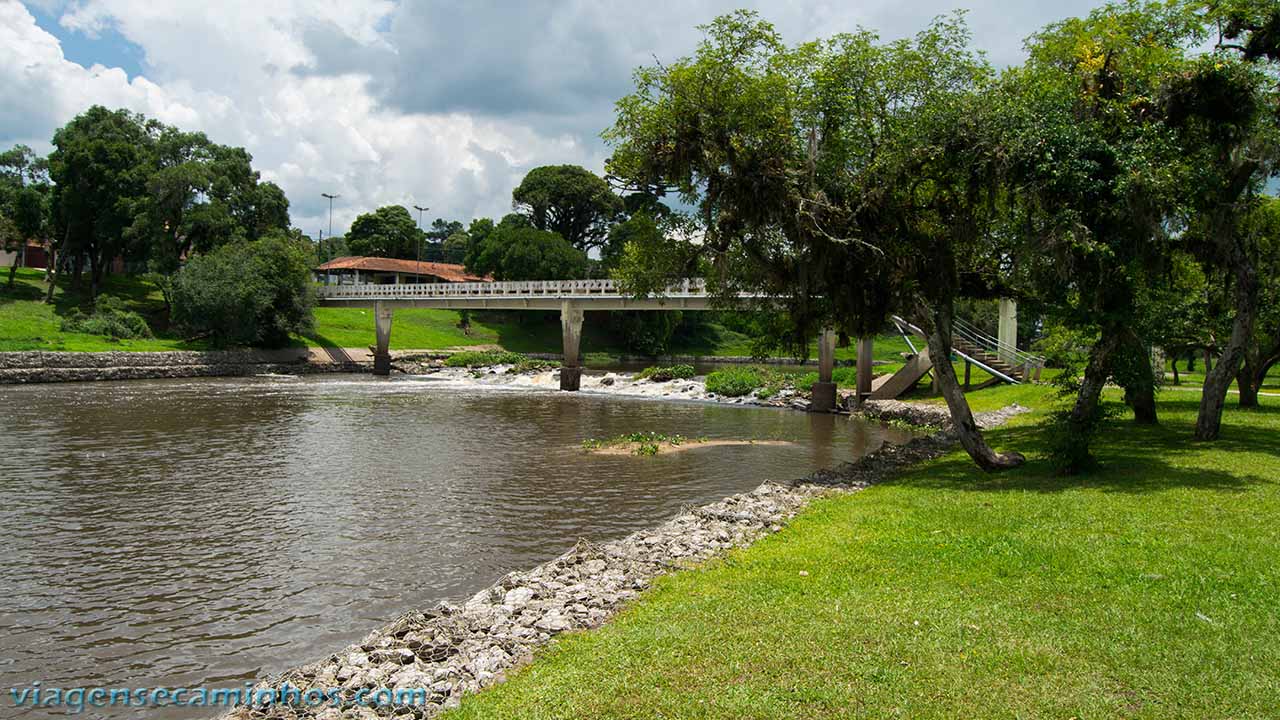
[[1165, 358, 1280, 393], [445, 386, 1279, 719], [0, 267, 205, 351]]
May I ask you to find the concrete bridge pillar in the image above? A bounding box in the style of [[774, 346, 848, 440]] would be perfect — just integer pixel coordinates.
[[373, 300, 394, 376], [810, 328, 838, 412], [856, 336, 874, 402], [560, 301, 584, 391], [998, 298, 1018, 363]]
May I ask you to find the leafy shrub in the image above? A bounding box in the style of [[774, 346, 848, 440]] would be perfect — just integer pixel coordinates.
[[170, 233, 315, 347], [60, 296, 153, 340], [444, 350, 528, 367], [636, 364, 695, 382], [705, 367, 764, 397]]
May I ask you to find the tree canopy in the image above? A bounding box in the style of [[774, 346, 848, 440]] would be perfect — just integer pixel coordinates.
[[511, 165, 624, 251], [346, 205, 424, 260], [465, 214, 588, 281]]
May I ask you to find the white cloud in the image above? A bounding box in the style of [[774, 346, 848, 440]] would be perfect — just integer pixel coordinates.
[[0, 0, 599, 235], [1, 0, 1107, 235]]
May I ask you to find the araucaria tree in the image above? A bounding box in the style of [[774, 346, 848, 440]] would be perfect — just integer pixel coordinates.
[[605, 11, 1024, 471]]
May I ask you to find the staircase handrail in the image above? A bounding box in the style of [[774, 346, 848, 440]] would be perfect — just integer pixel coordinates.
[[952, 316, 1046, 369], [890, 315, 1024, 386]]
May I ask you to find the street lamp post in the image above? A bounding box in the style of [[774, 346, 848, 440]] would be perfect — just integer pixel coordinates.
[[321, 193, 340, 242], [412, 204, 429, 265]]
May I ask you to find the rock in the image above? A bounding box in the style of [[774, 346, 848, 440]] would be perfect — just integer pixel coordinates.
[[534, 612, 572, 633], [502, 587, 535, 608]]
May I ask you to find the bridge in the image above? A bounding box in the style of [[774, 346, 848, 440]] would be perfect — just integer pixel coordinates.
[[316, 278, 1035, 407], [316, 278, 798, 394]]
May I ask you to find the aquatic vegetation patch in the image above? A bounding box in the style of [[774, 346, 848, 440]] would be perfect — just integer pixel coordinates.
[[704, 366, 792, 398], [583, 431, 706, 456], [635, 364, 696, 382]]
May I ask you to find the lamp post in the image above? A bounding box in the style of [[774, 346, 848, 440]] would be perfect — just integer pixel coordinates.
[[412, 204, 429, 265], [321, 193, 340, 242]]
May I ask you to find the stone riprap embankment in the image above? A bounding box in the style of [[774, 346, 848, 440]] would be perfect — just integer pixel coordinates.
[[219, 404, 1028, 720], [0, 350, 366, 384]]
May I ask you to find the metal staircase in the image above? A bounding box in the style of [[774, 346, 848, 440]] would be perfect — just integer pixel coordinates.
[[871, 315, 1044, 399]]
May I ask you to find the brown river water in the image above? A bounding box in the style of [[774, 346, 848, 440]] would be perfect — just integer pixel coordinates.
[[0, 374, 913, 718]]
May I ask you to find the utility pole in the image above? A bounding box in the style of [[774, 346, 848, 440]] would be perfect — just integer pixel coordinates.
[[413, 204, 429, 265], [321, 193, 340, 242]]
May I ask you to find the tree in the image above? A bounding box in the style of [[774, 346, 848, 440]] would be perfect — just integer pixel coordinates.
[[999, 2, 1201, 471], [346, 205, 423, 259], [0, 145, 51, 287], [1166, 8, 1280, 439], [170, 231, 315, 347], [511, 165, 624, 251], [441, 230, 472, 264], [49, 106, 157, 299], [466, 214, 587, 281], [606, 11, 1024, 471], [1235, 196, 1280, 406]]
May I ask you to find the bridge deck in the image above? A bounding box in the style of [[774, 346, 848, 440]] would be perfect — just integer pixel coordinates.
[[316, 278, 758, 311]]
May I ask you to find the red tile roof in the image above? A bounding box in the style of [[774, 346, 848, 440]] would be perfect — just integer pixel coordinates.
[[315, 256, 491, 283]]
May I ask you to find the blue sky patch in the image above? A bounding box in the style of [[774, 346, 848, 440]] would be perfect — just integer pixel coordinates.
[[28, 4, 146, 79]]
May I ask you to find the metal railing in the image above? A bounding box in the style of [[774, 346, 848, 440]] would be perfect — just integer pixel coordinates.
[[891, 314, 1045, 385], [951, 316, 1046, 372], [317, 278, 713, 300]]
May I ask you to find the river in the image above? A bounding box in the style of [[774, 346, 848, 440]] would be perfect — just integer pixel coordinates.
[[0, 374, 912, 717]]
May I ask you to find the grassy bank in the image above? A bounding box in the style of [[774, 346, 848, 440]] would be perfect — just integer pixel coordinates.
[[445, 386, 1279, 719], [0, 267, 203, 351]]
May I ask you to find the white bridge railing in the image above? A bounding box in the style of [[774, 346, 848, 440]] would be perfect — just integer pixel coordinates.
[[317, 278, 712, 300]]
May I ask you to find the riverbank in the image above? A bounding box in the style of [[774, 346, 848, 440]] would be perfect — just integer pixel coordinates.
[[442, 386, 1280, 719], [0, 349, 365, 383], [221, 400, 1028, 720]]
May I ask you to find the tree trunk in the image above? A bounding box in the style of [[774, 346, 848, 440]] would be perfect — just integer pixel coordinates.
[[87, 251, 98, 301], [924, 305, 1025, 473], [1128, 386, 1158, 424], [1060, 332, 1120, 475], [7, 252, 18, 288], [89, 251, 101, 302], [1171, 356, 1180, 386], [1195, 246, 1258, 440], [1186, 352, 1196, 372], [1237, 359, 1259, 408], [71, 252, 84, 292], [1121, 331, 1158, 425], [45, 250, 58, 303]]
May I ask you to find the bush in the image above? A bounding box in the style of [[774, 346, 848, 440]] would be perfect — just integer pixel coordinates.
[[705, 367, 764, 397], [170, 233, 315, 347], [60, 296, 153, 340], [636, 364, 695, 382], [444, 350, 528, 367]]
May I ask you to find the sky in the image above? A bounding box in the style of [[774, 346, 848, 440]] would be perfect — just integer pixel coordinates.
[[0, 0, 1108, 237]]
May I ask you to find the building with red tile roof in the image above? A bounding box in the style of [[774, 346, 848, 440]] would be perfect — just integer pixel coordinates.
[[315, 256, 491, 285]]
